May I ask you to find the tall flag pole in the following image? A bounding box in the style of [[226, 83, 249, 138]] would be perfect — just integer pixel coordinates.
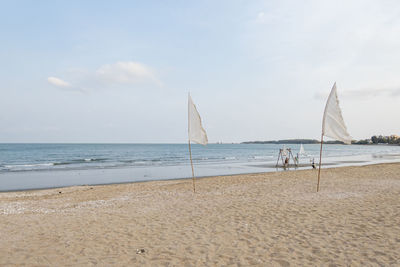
[[188, 93, 208, 192], [317, 82, 352, 192]]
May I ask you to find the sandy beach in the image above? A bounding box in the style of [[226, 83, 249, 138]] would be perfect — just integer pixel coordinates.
[[0, 163, 399, 266]]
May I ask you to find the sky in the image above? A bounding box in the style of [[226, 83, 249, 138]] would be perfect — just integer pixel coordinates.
[[1, 0, 400, 143]]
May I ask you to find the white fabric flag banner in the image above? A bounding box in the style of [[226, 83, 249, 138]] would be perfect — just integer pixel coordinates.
[[188, 94, 208, 145], [299, 144, 305, 155], [322, 82, 352, 145]]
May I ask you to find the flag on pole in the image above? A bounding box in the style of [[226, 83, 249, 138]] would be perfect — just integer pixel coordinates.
[[188, 93, 208, 192], [317, 82, 351, 192], [322, 82, 352, 144], [188, 94, 208, 145]]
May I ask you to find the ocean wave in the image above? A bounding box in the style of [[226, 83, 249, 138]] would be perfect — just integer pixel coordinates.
[[252, 156, 273, 160], [78, 158, 107, 162], [122, 159, 160, 163], [3, 158, 109, 170], [5, 163, 53, 168], [132, 161, 148, 165], [53, 162, 71, 166], [4, 163, 54, 169], [60, 158, 108, 164]]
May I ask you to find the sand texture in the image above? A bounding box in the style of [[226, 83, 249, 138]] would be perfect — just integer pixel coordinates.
[[1, 163, 400, 266]]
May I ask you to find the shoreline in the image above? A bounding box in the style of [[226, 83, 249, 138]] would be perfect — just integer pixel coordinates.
[[0, 160, 399, 193], [2, 143, 400, 192]]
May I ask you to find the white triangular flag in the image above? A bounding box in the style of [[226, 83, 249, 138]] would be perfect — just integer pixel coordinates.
[[322, 82, 352, 145], [299, 144, 305, 155], [188, 94, 208, 145]]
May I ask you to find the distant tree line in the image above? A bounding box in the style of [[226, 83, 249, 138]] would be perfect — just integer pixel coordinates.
[[242, 139, 319, 144], [243, 135, 400, 145], [370, 135, 400, 145], [351, 139, 371, 145]]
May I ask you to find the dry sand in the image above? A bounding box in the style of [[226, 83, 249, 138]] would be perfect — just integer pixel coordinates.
[[1, 163, 399, 266]]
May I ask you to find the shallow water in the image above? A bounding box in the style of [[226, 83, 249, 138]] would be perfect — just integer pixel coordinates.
[[1, 143, 400, 191]]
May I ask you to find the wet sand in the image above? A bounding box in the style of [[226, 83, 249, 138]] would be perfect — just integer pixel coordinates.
[[1, 163, 399, 266]]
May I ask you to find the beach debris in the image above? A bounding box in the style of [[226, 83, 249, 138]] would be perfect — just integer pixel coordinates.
[[136, 248, 146, 254], [59, 191, 62, 194]]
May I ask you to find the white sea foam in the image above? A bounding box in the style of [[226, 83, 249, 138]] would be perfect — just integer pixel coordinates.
[[133, 161, 148, 165], [4, 163, 54, 168], [253, 156, 273, 160]]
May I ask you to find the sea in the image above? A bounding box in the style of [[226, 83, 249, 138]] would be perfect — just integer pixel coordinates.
[[1, 143, 400, 191]]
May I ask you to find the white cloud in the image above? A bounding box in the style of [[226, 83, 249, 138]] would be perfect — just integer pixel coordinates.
[[47, 77, 71, 88], [47, 61, 161, 92], [95, 61, 160, 86]]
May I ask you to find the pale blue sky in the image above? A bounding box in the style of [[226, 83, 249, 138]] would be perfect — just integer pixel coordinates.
[[1, 0, 400, 143]]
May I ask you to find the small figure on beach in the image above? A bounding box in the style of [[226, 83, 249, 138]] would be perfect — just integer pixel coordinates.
[[284, 157, 289, 168], [311, 158, 316, 169]]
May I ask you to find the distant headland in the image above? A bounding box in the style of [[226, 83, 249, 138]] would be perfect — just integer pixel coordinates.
[[242, 139, 334, 144], [241, 135, 400, 145]]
